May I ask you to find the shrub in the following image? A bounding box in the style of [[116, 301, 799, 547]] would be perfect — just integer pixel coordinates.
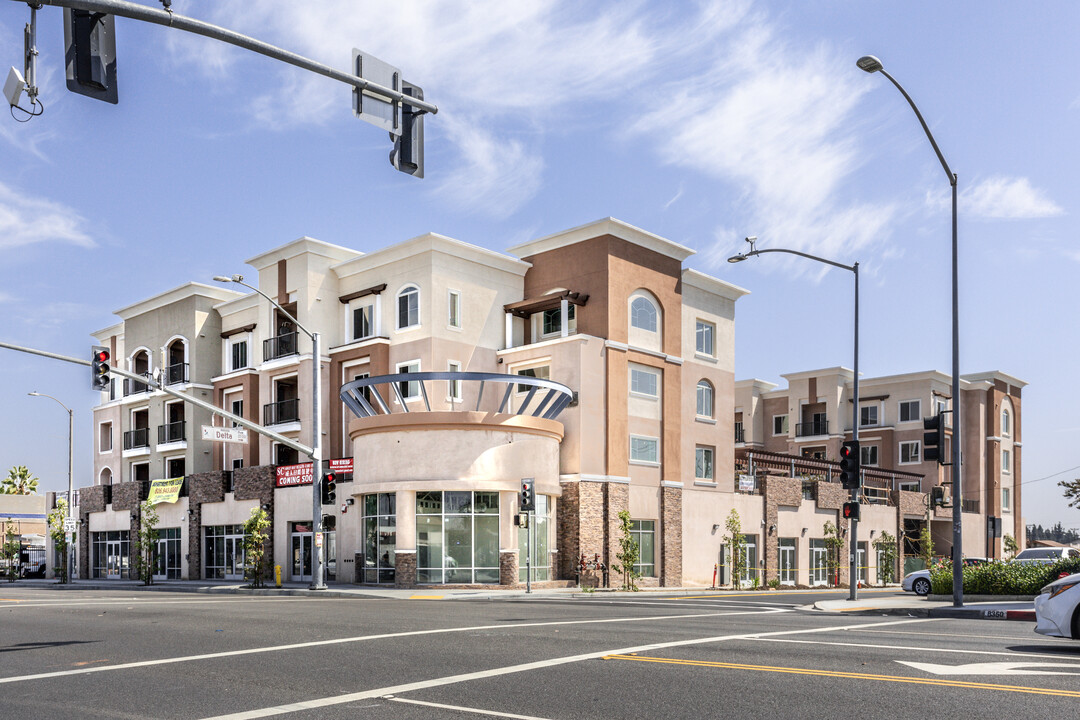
[[930, 557, 1080, 595]]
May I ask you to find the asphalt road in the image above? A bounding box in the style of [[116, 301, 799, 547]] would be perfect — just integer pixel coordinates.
[[2, 587, 1078, 719]]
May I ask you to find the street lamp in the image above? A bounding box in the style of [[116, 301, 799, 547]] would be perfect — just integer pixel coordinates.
[[213, 274, 326, 590], [28, 391, 74, 583], [857, 55, 963, 607], [728, 237, 862, 601]]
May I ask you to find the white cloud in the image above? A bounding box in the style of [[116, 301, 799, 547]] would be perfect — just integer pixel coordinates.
[[951, 176, 1064, 220], [0, 182, 95, 250]]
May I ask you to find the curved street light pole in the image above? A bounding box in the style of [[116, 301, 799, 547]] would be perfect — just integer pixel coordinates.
[[214, 275, 326, 591], [728, 242, 860, 601], [858, 55, 963, 607], [28, 391, 74, 583]]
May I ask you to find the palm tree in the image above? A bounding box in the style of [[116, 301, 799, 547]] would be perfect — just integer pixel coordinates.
[[1, 466, 39, 495]]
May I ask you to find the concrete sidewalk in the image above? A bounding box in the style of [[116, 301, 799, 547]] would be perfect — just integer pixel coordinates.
[[813, 594, 1036, 622]]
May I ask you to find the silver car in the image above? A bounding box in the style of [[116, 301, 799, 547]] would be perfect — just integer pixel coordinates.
[[901, 569, 932, 596], [1014, 547, 1080, 565], [1034, 572, 1080, 639]]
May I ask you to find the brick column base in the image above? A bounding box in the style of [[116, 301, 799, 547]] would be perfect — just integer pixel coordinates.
[[394, 551, 417, 588]]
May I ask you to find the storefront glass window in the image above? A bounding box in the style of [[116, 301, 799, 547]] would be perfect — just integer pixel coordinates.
[[417, 490, 501, 584]]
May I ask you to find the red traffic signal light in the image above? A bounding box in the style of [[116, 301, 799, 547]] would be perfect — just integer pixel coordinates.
[[839, 440, 860, 489], [91, 345, 111, 390]]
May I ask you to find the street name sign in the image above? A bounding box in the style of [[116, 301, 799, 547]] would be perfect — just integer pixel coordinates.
[[202, 425, 249, 444]]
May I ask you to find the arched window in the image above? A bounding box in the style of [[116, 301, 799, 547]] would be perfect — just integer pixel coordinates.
[[99, 467, 113, 486], [1001, 406, 1011, 436], [696, 380, 714, 418], [630, 296, 657, 332], [397, 285, 420, 330]]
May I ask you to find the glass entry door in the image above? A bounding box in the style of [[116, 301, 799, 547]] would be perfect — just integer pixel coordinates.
[[106, 540, 124, 579], [224, 535, 245, 580], [778, 538, 796, 586], [291, 522, 313, 582]]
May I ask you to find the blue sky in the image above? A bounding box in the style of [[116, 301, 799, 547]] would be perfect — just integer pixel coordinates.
[[1, 1, 1076, 529]]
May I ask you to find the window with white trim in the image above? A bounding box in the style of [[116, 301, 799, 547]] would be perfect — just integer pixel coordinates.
[[630, 366, 659, 397], [630, 296, 658, 332], [860, 405, 878, 427], [447, 361, 462, 401], [696, 380, 714, 418], [1002, 448, 1011, 474], [631, 520, 655, 577], [695, 446, 714, 480], [541, 305, 575, 337], [228, 338, 248, 372], [899, 400, 921, 423], [396, 360, 420, 400], [773, 415, 789, 436], [396, 285, 420, 330], [448, 290, 461, 329], [860, 444, 879, 467], [352, 303, 374, 340], [1001, 407, 1011, 436], [516, 364, 550, 393], [899, 440, 921, 464], [695, 320, 714, 356], [1002, 486, 1011, 512], [630, 435, 659, 464], [99, 422, 112, 453]]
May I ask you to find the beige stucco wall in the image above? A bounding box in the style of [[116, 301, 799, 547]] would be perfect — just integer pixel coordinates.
[[201, 493, 258, 526]]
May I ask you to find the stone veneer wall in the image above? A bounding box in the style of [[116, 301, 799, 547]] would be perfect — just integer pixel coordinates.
[[395, 551, 417, 588], [500, 550, 519, 586], [78, 485, 106, 580], [761, 476, 803, 586], [605, 482, 629, 587], [815, 480, 849, 586], [111, 481, 142, 578], [659, 486, 682, 587], [187, 471, 225, 580], [556, 482, 580, 580]]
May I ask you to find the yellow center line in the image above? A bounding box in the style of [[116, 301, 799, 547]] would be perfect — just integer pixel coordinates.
[[409, 595, 444, 600], [602, 655, 1080, 698]]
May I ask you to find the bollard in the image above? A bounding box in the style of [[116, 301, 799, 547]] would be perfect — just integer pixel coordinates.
[[274, 564, 282, 588]]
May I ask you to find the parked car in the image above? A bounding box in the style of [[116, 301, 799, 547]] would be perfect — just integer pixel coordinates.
[[1034, 571, 1080, 639], [901, 557, 989, 596], [1014, 547, 1080, 565]]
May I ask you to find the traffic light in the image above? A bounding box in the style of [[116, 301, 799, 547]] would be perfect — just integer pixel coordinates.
[[321, 465, 337, 505], [389, 82, 424, 177], [930, 485, 945, 507], [842, 502, 861, 521], [923, 413, 946, 464], [63, 8, 118, 104], [839, 440, 860, 489], [519, 478, 535, 513], [91, 346, 110, 390], [321, 513, 336, 532]]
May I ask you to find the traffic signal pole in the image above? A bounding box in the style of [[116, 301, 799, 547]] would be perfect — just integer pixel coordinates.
[[849, 262, 859, 602]]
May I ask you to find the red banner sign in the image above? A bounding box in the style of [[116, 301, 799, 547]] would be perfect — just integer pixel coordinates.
[[274, 458, 354, 487]]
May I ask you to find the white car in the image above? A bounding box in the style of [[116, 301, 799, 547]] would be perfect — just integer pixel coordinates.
[[1034, 572, 1080, 639], [901, 569, 932, 596], [1014, 547, 1080, 565]]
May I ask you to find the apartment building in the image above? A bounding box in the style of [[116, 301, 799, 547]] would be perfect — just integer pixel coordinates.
[[735, 367, 1025, 567]]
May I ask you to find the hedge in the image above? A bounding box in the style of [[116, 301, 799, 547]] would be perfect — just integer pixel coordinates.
[[930, 557, 1080, 596]]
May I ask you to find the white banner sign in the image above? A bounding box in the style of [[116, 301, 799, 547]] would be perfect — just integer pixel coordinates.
[[738, 474, 756, 492], [202, 425, 249, 444]]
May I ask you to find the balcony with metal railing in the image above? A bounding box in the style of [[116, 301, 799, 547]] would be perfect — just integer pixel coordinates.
[[263, 397, 300, 426], [123, 428, 150, 451], [124, 376, 152, 396], [164, 362, 189, 386], [263, 332, 299, 361], [796, 419, 829, 437], [734, 424, 745, 444], [157, 421, 186, 445]]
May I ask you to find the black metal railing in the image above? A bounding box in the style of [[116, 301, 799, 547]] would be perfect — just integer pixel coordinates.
[[124, 376, 152, 396], [263, 397, 300, 425], [263, 332, 299, 361], [734, 424, 745, 443], [962, 498, 980, 514], [164, 362, 189, 385], [123, 428, 150, 450], [157, 421, 186, 444], [796, 420, 829, 437]]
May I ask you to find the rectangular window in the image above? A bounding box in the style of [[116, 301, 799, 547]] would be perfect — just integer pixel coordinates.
[[352, 304, 374, 340], [397, 287, 420, 330], [99, 422, 112, 453], [860, 444, 879, 467], [517, 494, 550, 583], [1002, 448, 1011, 474], [396, 361, 420, 400], [1001, 409, 1010, 436], [773, 415, 789, 436], [630, 366, 659, 397], [630, 435, 659, 464], [778, 538, 796, 586], [448, 290, 461, 329], [695, 320, 714, 356], [516, 365, 550, 393], [417, 490, 502, 585], [899, 440, 921, 464], [860, 405, 878, 427], [1002, 486, 1011, 512], [447, 361, 462, 401], [899, 481, 920, 493], [230, 399, 243, 427], [899, 400, 921, 423], [541, 304, 575, 336], [229, 340, 247, 371], [631, 520, 655, 577], [695, 446, 714, 480]]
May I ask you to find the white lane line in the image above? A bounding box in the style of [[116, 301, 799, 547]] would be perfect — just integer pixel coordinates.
[[752, 637, 1079, 662], [0, 608, 787, 685], [0, 597, 325, 609], [200, 617, 936, 720], [388, 697, 555, 719], [858, 628, 1038, 642]]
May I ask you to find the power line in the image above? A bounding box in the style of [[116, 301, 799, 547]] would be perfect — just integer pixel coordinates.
[[1020, 465, 1080, 487]]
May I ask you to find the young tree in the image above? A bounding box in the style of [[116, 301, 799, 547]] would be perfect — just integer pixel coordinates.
[[872, 530, 898, 585], [132, 500, 160, 585], [918, 526, 935, 568], [243, 507, 272, 588], [2, 465, 39, 495], [1003, 533, 1019, 560], [2, 525, 19, 582], [47, 498, 72, 583], [609, 510, 641, 591], [1060, 478, 1080, 510], [823, 521, 844, 587], [726, 509, 745, 590]]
